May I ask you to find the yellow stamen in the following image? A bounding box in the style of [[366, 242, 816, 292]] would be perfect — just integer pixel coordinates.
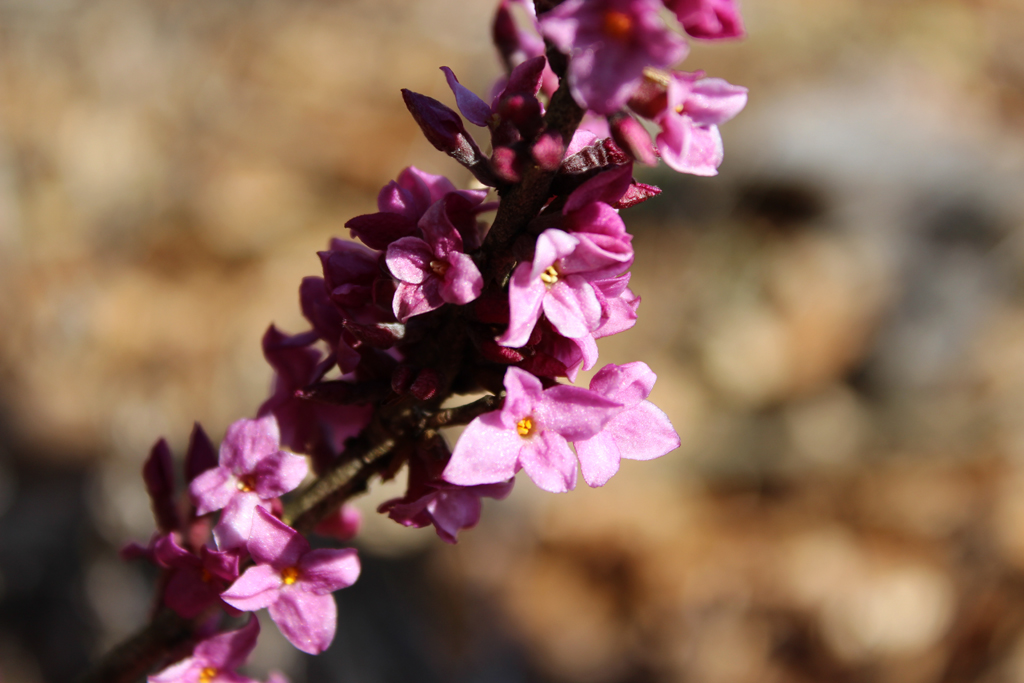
[[236, 476, 255, 493], [281, 566, 300, 585], [429, 260, 449, 276], [516, 417, 534, 437], [199, 667, 218, 683], [540, 266, 559, 285], [603, 10, 633, 41]]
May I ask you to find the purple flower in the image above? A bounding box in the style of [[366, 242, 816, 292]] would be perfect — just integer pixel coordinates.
[[386, 196, 484, 322], [443, 367, 621, 492], [540, 0, 688, 114], [380, 442, 514, 543], [573, 362, 680, 487], [153, 534, 240, 619], [188, 416, 309, 551], [148, 615, 260, 683], [665, 0, 745, 40], [655, 73, 748, 176], [220, 507, 361, 655]]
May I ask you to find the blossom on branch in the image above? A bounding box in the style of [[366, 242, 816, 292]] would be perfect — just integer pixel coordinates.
[[148, 616, 260, 683]]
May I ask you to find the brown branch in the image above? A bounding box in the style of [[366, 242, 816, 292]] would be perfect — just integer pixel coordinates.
[[77, 608, 197, 683], [425, 394, 503, 429]]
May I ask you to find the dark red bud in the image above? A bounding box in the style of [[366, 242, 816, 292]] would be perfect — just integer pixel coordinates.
[[343, 321, 405, 349], [184, 422, 217, 483], [610, 113, 658, 166], [410, 368, 441, 401], [478, 339, 525, 364], [344, 212, 418, 251], [402, 89, 499, 187], [391, 365, 415, 394], [143, 439, 180, 533], [517, 352, 568, 378], [613, 182, 662, 209], [628, 78, 669, 119]]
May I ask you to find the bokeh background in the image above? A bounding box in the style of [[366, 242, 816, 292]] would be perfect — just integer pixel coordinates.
[[3, 0, 1024, 681]]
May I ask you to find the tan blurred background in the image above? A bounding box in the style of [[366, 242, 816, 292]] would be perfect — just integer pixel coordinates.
[[3, 0, 1024, 681]]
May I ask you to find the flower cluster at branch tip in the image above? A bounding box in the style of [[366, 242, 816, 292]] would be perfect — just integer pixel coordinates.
[[117, 0, 747, 680]]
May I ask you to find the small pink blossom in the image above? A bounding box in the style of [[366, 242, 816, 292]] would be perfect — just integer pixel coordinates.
[[149, 616, 260, 683], [188, 416, 309, 551], [386, 196, 484, 322], [655, 73, 748, 176], [574, 362, 680, 486], [220, 507, 361, 655], [540, 0, 688, 114], [443, 367, 621, 492], [665, 0, 745, 40]]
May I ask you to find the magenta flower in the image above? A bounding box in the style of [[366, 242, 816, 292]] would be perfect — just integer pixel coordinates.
[[540, 0, 688, 114], [220, 507, 361, 655], [655, 73, 748, 176], [188, 416, 309, 550], [149, 615, 260, 683], [665, 0, 745, 40], [153, 534, 240, 619], [498, 228, 612, 348], [386, 196, 484, 322], [573, 362, 680, 487], [443, 367, 621, 492], [380, 447, 514, 543]]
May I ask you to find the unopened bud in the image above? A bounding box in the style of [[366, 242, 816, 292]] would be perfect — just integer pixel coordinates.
[[143, 439, 180, 533], [410, 368, 441, 401], [532, 131, 565, 171], [610, 113, 658, 166]]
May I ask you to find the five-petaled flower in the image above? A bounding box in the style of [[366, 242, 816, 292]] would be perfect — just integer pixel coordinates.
[[220, 507, 361, 655]]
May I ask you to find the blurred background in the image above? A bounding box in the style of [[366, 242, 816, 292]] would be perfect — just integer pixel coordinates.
[[2, 0, 1024, 680]]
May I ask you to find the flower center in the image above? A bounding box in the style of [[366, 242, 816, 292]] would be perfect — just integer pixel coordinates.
[[516, 417, 535, 437], [199, 667, 218, 683], [281, 566, 300, 585], [603, 10, 633, 41], [429, 259, 449, 277], [236, 475, 256, 493], [540, 265, 559, 285]]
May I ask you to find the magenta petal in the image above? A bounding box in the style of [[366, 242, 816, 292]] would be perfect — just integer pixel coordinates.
[[679, 124, 724, 176], [393, 280, 444, 322], [221, 416, 281, 474], [213, 493, 263, 551], [518, 431, 577, 493], [195, 615, 261, 670], [543, 278, 602, 339], [686, 78, 748, 125], [297, 548, 361, 595], [589, 361, 657, 408], [538, 384, 623, 440], [251, 451, 308, 499], [427, 491, 483, 543], [148, 657, 194, 683], [443, 412, 522, 486], [268, 590, 337, 655], [497, 263, 546, 347], [441, 67, 492, 127], [604, 400, 680, 461], [575, 432, 622, 487], [386, 237, 433, 284], [189, 466, 235, 516], [439, 252, 483, 304], [247, 506, 309, 568], [530, 229, 579, 280], [220, 564, 283, 612], [164, 567, 219, 618], [502, 366, 545, 424]]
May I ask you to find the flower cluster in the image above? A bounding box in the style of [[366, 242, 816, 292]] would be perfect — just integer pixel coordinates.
[[111, 0, 747, 680]]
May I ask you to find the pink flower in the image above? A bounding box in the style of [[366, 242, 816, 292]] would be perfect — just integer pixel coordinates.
[[149, 616, 260, 683], [573, 362, 680, 486], [443, 367, 621, 492], [540, 0, 688, 114], [380, 444, 514, 543], [220, 507, 361, 655], [655, 73, 748, 176], [665, 0, 745, 40], [188, 416, 309, 550], [498, 229, 604, 348], [153, 535, 240, 619], [386, 196, 484, 322]]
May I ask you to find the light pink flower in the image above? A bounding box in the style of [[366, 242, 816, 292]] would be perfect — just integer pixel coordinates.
[[188, 416, 308, 551], [149, 616, 260, 683], [386, 196, 484, 322], [220, 507, 360, 655], [574, 362, 680, 486], [656, 73, 748, 176], [443, 367, 621, 492]]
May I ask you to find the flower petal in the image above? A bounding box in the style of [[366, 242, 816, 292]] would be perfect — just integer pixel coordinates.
[[268, 590, 337, 655], [385, 237, 433, 284], [542, 277, 602, 339], [189, 466, 235, 516], [194, 615, 261, 670], [439, 252, 483, 305], [220, 416, 281, 474], [574, 432, 622, 488], [443, 412, 522, 486], [297, 548, 361, 595], [518, 431, 577, 493], [251, 450, 309, 499], [537, 384, 623, 440], [247, 506, 309, 568], [497, 263, 546, 347], [220, 564, 283, 613]]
